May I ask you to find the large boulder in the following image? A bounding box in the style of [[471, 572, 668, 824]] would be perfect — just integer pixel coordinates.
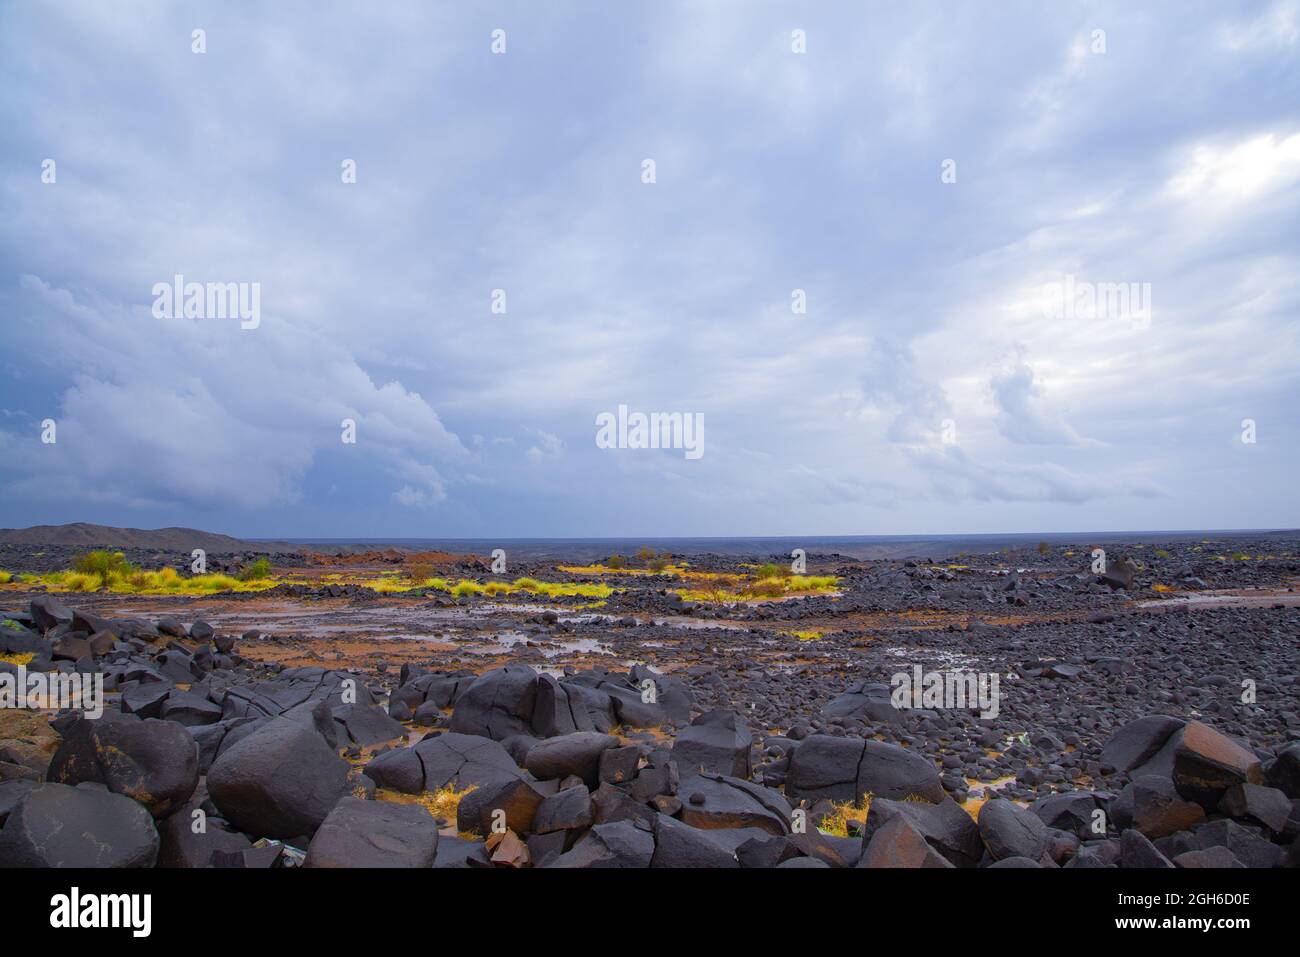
[[1100, 715, 1185, 773], [858, 814, 956, 868], [677, 773, 792, 836], [303, 797, 439, 867], [784, 735, 862, 802], [525, 733, 620, 786], [532, 674, 597, 737], [1030, 790, 1106, 839], [48, 714, 199, 819], [364, 732, 520, 794], [29, 595, 74, 633], [457, 777, 547, 835], [1098, 556, 1137, 590], [532, 786, 594, 837], [1171, 721, 1263, 809], [1218, 783, 1291, 834], [0, 783, 159, 867], [547, 820, 654, 868], [448, 666, 539, 740], [650, 814, 739, 868], [1113, 776, 1206, 839], [672, 710, 752, 777], [860, 797, 982, 867], [978, 798, 1048, 862], [207, 718, 351, 839], [857, 740, 945, 803], [785, 735, 943, 804]]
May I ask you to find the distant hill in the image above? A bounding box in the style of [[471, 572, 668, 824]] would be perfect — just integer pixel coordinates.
[[0, 523, 261, 552]]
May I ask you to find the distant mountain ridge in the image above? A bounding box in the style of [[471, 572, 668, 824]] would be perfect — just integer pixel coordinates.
[[0, 523, 259, 552]]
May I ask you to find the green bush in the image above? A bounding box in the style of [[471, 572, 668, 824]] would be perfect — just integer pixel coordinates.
[[72, 550, 134, 578], [238, 557, 272, 581]]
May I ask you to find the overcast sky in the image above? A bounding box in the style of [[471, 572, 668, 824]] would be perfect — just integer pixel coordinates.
[[1, 1, 1297, 538]]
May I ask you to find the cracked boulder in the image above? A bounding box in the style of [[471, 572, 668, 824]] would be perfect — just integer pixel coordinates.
[[48, 713, 199, 819], [786, 735, 943, 805]]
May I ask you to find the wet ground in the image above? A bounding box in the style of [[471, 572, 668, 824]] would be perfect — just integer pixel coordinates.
[[4, 536, 1297, 812]]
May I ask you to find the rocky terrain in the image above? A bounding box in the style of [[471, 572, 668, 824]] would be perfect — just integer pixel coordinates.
[[1, 535, 1297, 869]]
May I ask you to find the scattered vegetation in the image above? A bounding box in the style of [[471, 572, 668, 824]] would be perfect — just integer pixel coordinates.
[[817, 796, 872, 837], [238, 557, 273, 581], [0, 571, 12, 584], [0, 651, 35, 666], [605, 554, 627, 569], [7, 562, 272, 595], [72, 549, 136, 578], [674, 574, 839, 603], [399, 577, 616, 600], [1154, 549, 1171, 559], [788, 630, 823, 641], [408, 562, 435, 582], [558, 561, 694, 578], [1036, 541, 1051, 555], [375, 783, 477, 834]]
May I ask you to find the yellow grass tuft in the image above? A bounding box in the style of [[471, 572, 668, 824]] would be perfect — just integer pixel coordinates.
[[375, 783, 478, 823], [818, 795, 873, 837]]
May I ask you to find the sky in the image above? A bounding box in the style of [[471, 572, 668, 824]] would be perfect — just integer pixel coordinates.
[[0, 0, 1297, 538]]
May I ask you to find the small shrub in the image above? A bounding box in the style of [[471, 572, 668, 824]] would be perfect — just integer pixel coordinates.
[[408, 562, 434, 583], [606, 555, 627, 569], [1036, 541, 1051, 556], [647, 557, 670, 573], [72, 550, 134, 578], [753, 563, 784, 580], [238, 557, 272, 581], [636, 546, 655, 562]]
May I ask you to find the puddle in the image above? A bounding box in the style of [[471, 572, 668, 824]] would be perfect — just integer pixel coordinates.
[[884, 646, 983, 669], [463, 632, 612, 659], [1136, 588, 1298, 610]]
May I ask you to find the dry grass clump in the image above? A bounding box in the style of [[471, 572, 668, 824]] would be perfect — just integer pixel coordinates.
[[817, 795, 873, 837]]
